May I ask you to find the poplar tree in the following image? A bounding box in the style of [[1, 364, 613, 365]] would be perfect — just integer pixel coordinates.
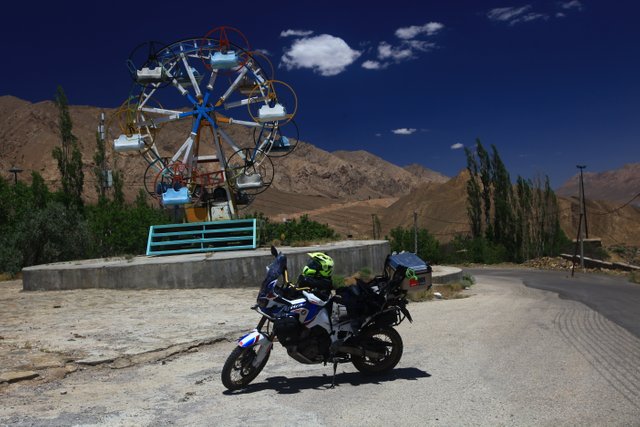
[[464, 146, 482, 238], [490, 144, 514, 252], [52, 86, 84, 209], [476, 140, 493, 239], [465, 139, 569, 262], [93, 130, 107, 203]]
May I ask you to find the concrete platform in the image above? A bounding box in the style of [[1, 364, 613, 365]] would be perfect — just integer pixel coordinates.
[[23, 241, 391, 291], [22, 240, 462, 291]]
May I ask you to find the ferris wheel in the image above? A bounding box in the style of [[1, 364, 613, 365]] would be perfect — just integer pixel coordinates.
[[108, 27, 299, 220]]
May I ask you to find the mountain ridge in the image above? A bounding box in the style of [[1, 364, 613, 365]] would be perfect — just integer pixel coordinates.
[[2, 95, 639, 247], [0, 95, 448, 202]]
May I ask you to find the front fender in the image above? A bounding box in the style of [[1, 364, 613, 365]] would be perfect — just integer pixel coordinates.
[[238, 330, 267, 348]]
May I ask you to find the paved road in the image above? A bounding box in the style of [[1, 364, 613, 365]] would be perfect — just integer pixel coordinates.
[[1, 272, 639, 426], [465, 268, 640, 338]]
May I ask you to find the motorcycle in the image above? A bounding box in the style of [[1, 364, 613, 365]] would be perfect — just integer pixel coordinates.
[[221, 246, 413, 391]]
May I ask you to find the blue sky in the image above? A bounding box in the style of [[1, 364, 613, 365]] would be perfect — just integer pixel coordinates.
[[1, 0, 639, 187]]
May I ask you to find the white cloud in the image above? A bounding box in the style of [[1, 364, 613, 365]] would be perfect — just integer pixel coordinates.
[[375, 133, 382, 137], [280, 29, 314, 37], [360, 21, 443, 71], [560, 0, 583, 10], [395, 22, 444, 39], [487, 5, 550, 25], [451, 143, 464, 150], [281, 34, 361, 76], [362, 60, 386, 70], [405, 40, 437, 52], [378, 41, 414, 61], [522, 12, 547, 22], [392, 128, 417, 135], [555, 12, 566, 18], [487, 5, 532, 22]]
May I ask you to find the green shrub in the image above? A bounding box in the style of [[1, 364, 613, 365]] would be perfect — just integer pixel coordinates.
[[253, 213, 338, 246], [0, 177, 171, 275], [461, 273, 475, 287], [86, 190, 171, 257], [0, 174, 91, 275], [388, 226, 441, 264]]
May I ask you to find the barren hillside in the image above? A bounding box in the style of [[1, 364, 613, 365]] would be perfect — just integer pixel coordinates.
[[556, 163, 640, 206], [0, 96, 443, 204], [403, 163, 449, 184], [382, 169, 640, 246]]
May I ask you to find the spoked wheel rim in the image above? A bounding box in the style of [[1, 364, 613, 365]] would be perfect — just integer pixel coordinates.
[[230, 348, 257, 381], [351, 327, 403, 375], [222, 345, 271, 391]]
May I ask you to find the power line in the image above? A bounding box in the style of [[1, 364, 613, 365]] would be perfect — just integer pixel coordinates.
[[591, 192, 640, 216]]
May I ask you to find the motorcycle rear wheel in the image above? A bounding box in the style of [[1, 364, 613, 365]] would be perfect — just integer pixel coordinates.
[[221, 345, 271, 391], [351, 326, 403, 375]]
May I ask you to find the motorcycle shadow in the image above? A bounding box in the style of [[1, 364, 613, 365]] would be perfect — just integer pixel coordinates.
[[223, 367, 431, 395]]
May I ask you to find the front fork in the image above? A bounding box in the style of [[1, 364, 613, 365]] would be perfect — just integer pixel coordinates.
[[237, 316, 274, 368]]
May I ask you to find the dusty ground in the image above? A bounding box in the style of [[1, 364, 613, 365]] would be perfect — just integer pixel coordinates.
[[1, 273, 639, 426], [0, 280, 258, 386]]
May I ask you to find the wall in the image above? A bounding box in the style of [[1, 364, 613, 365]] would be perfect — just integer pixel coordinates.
[[22, 241, 391, 291]]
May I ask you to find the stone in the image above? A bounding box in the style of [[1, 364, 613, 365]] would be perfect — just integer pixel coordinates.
[[0, 371, 39, 383]]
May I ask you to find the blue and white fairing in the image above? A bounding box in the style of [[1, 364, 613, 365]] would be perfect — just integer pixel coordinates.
[[285, 291, 331, 334], [238, 329, 267, 348]]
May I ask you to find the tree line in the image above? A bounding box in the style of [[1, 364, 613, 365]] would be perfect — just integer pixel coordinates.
[[464, 139, 569, 262], [0, 87, 172, 275], [389, 140, 570, 265]]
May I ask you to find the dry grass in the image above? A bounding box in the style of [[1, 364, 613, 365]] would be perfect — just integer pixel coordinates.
[[0, 272, 21, 282], [408, 278, 474, 302]]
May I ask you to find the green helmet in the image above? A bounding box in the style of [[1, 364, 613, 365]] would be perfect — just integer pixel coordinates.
[[302, 252, 334, 278]]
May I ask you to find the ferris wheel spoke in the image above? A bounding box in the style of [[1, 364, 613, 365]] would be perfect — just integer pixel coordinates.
[[215, 115, 263, 128], [206, 70, 219, 91], [140, 107, 186, 116], [179, 53, 202, 99], [217, 128, 245, 158], [224, 95, 267, 110], [217, 67, 249, 105], [171, 133, 197, 165]]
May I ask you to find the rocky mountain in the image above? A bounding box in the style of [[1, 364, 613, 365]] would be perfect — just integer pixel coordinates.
[[381, 168, 640, 247], [0, 96, 446, 203], [403, 163, 449, 184], [556, 163, 640, 206], [380, 170, 470, 240]]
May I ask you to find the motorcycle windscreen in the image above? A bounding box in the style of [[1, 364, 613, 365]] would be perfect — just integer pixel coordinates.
[[258, 254, 287, 296]]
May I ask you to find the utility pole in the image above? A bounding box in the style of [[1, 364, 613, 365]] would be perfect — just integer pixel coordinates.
[[577, 165, 587, 272], [371, 214, 381, 240], [413, 211, 418, 254], [578, 165, 588, 239], [371, 214, 376, 240], [9, 166, 23, 185]]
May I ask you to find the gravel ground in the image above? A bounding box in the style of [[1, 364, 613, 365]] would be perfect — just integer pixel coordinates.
[[1, 273, 639, 426]]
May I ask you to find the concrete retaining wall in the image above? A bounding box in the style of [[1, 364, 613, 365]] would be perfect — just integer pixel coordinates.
[[560, 253, 640, 271], [23, 241, 391, 291]]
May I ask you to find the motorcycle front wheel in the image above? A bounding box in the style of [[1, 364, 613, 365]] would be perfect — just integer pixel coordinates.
[[221, 345, 271, 391], [352, 326, 403, 375]]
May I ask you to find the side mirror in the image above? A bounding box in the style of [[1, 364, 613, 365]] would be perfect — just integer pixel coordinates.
[[270, 245, 278, 257]]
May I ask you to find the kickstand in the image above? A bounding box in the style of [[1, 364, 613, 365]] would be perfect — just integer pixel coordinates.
[[330, 361, 338, 389]]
